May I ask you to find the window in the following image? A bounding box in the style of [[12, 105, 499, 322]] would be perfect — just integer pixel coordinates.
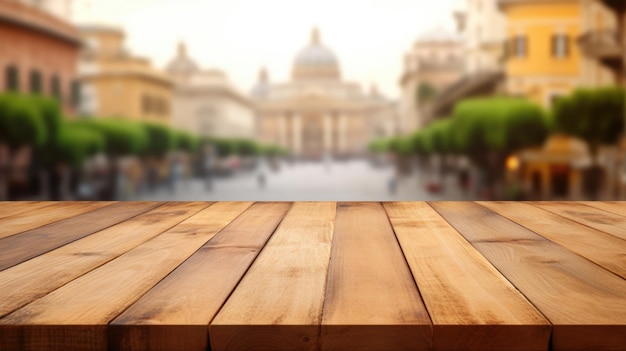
[[142, 95, 152, 114], [5, 65, 19, 91], [161, 100, 169, 115], [551, 34, 569, 58], [50, 75, 61, 100], [511, 35, 527, 58], [71, 80, 81, 108], [29, 70, 42, 94], [153, 98, 162, 115]]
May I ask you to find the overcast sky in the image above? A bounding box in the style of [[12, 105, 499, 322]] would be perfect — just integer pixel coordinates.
[[72, 0, 464, 99]]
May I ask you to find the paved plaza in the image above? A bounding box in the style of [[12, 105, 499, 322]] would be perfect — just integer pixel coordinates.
[[133, 159, 468, 201]]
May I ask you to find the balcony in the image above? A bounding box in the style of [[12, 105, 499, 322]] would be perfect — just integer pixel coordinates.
[[577, 29, 623, 71], [597, 0, 626, 14], [429, 70, 505, 118]]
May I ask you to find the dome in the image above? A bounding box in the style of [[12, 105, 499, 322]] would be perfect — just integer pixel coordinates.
[[291, 28, 340, 81], [166, 42, 199, 75]]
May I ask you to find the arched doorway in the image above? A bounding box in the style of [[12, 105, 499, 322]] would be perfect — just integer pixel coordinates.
[[550, 164, 570, 198], [302, 114, 323, 159]]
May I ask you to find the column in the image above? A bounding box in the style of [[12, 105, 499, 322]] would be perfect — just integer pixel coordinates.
[[278, 114, 287, 148], [292, 113, 302, 155], [338, 113, 347, 153], [323, 113, 332, 153]]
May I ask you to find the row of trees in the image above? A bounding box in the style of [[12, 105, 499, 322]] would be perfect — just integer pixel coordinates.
[[369, 86, 625, 197], [0, 92, 286, 200]]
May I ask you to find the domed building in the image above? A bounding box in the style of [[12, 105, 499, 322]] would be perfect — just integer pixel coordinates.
[[399, 26, 464, 131], [291, 28, 341, 81], [252, 28, 397, 160], [166, 42, 200, 84], [166, 42, 255, 139]]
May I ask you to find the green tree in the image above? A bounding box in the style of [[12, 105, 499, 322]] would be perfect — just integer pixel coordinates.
[[390, 135, 415, 174], [72, 118, 149, 200], [367, 137, 393, 153], [451, 97, 549, 195], [390, 136, 414, 156], [237, 139, 261, 157], [56, 122, 105, 168], [422, 118, 454, 155], [553, 87, 625, 157], [0, 93, 47, 149], [175, 130, 200, 153], [417, 82, 438, 103], [552, 86, 625, 197], [0, 93, 48, 200], [143, 122, 176, 159], [74, 118, 148, 157]]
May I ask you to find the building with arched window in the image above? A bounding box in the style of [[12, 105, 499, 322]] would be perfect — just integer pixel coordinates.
[[0, 0, 81, 115], [165, 42, 256, 139], [77, 24, 173, 125]]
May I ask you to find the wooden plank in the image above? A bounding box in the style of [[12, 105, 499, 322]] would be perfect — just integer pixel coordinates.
[[0, 201, 55, 219], [479, 202, 626, 279], [0, 202, 213, 351], [579, 201, 626, 218], [320, 202, 432, 351], [0, 201, 113, 239], [531, 202, 626, 242], [384, 202, 551, 351], [431, 202, 626, 351], [0, 201, 210, 319], [0, 202, 162, 271], [210, 202, 336, 351], [110, 202, 289, 351]]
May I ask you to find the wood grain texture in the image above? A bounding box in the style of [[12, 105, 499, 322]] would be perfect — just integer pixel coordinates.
[[321, 202, 431, 351], [210, 202, 336, 351], [384, 202, 550, 351], [109, 202, 289, 351], [0, 201, 112, 239], [533, 201, 626, 241], [0, 201, 162, 271], [479, 201, 626, 279], [0, 202, 207, 319], [0, 201, 55, 219], [0, 201, 625, 351], [431, 202, 626, 351], [579, 201, 626, 218], [0, 202, 210, 351]]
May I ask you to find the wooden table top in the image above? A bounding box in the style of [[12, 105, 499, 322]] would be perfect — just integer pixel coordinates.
[[0, 201, 624, 351]]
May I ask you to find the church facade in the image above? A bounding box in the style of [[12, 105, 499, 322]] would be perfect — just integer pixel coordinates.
[[251, 28, 397, 160], [166, 43, 256, 139]]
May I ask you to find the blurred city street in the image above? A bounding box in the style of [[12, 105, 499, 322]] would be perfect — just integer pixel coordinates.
[[1, 0, 625, 202], [133, 159, 465, 201]]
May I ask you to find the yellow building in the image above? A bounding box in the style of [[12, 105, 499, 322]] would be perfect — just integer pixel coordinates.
[[77, 25, 173, 125], [499, 0, 618, 108]]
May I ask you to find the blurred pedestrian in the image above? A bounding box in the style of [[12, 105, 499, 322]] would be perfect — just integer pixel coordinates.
[[257, 155, 269, 189], [388, 175, 397, 194], [169, 155, 183, 193], [204, 145, 215, 191]]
